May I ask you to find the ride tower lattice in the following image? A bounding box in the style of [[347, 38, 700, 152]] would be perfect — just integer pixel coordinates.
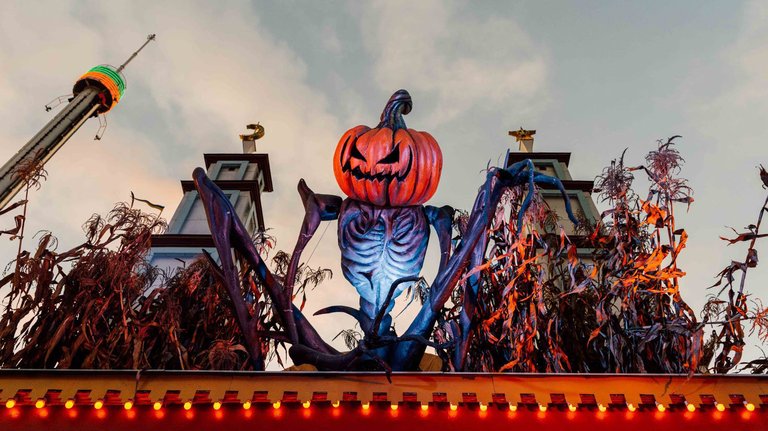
[[0, 34, 156, 209]]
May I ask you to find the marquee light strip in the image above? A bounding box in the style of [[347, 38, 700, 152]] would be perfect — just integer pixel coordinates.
[[1, 397, 761, 415]]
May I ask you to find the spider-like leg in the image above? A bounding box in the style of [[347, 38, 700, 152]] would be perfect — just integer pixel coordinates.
[[517, 159, 538, 231], [193, 167, 294, 368], [425, 205, 455, 273], [285, 179, 342, 295], [532, 171, 579, 225], [194, 169, 339, 366], [394, 173, 504, 370], [314, 306, 372, 333], [283, 179, 343, 353], [394, 161, 579, 370], [452, 239, 484, 370]]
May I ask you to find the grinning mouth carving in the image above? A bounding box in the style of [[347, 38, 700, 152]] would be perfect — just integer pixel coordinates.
[[340, 140, 413, 182]]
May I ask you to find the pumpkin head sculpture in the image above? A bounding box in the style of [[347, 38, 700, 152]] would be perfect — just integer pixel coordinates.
[[333, 89, 442, 207]]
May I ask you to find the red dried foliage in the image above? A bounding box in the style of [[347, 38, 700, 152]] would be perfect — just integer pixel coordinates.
[[0, 203, 171, 368], [0, 199, 328, 370]]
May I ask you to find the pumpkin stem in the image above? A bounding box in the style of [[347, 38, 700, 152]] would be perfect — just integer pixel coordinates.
[[378, 89, 412, 130]]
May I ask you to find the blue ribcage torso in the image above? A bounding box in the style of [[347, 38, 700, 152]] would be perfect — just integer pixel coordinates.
[[338, 199, 429, 323]]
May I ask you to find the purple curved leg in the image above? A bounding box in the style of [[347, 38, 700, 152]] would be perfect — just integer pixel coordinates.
[[392, 161, 578, 370]]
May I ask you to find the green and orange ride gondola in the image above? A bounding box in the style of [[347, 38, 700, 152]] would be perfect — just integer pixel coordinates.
[[72, 64, 126, 113]]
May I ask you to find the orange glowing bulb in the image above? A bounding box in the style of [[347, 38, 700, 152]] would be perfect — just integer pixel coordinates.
[[213, 402, 221, 410], [598, 404, 607, 412], [716, 403, 725, 412], [332, 401, 340, 408], [361, 402, 370, 410], [657, 404, 666, 412], [627, 403, 636, 412], [93, 400, 104, 410], [64, 399, 74, 409], [35, 399, 45, 409], [568, 404, 577, 412], [243, 401, 252, 410], [421, 404, 429, 411], [124, 401, 133, 410], [272, 401, 281, 409], [6, 399, 16, 409], [302, 401, 310, 409], [509, 404, 517, 412], [686, 403, 696, 412], [153, 401, 162, 411], [539, 404, 547, 412], [479, 403, 488, 412], [745, 403, 755, 412], [450, 403, 458, 411], [390, 403, 398, 411], [183, 401, 192, 410]]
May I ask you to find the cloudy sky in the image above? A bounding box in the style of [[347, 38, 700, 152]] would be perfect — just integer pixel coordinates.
[[1, 1, 767, 365]]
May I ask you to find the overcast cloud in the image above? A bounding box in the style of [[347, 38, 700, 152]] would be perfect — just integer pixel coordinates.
[[1, 0, 766, 366]]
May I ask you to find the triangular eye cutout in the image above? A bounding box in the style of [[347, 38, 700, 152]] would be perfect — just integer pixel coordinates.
[[377, 143, 400, 165], [350, 143, 367, 162]]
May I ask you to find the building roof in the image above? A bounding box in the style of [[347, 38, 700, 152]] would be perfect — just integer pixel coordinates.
[[203, 153, 273, 192], [506, 151, 572, 167]]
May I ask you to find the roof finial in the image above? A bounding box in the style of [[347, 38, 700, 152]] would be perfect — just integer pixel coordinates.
[[509, 127, 536, 152], [239, 123, 265, 141], [240, 123, 265, 154]]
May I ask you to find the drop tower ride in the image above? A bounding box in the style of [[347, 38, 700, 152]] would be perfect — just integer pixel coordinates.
[[0, 34, 156, 209]]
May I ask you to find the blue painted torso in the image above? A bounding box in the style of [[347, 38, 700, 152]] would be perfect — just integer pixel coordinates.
[[337, 199, 429, 323]]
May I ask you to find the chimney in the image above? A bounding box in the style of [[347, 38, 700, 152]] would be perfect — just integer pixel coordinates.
[[239, 123, 265, 153], [509, 127, 536, 152]]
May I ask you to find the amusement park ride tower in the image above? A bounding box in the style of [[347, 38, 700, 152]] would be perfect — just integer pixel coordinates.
[[0, 34, 156, 209]]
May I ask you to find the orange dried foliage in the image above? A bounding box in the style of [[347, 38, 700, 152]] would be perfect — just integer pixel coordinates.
[[438, 137, 704, 374]]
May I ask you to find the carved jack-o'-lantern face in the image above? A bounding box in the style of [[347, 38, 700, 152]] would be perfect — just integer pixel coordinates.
[[333, 90, 442, 207]]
